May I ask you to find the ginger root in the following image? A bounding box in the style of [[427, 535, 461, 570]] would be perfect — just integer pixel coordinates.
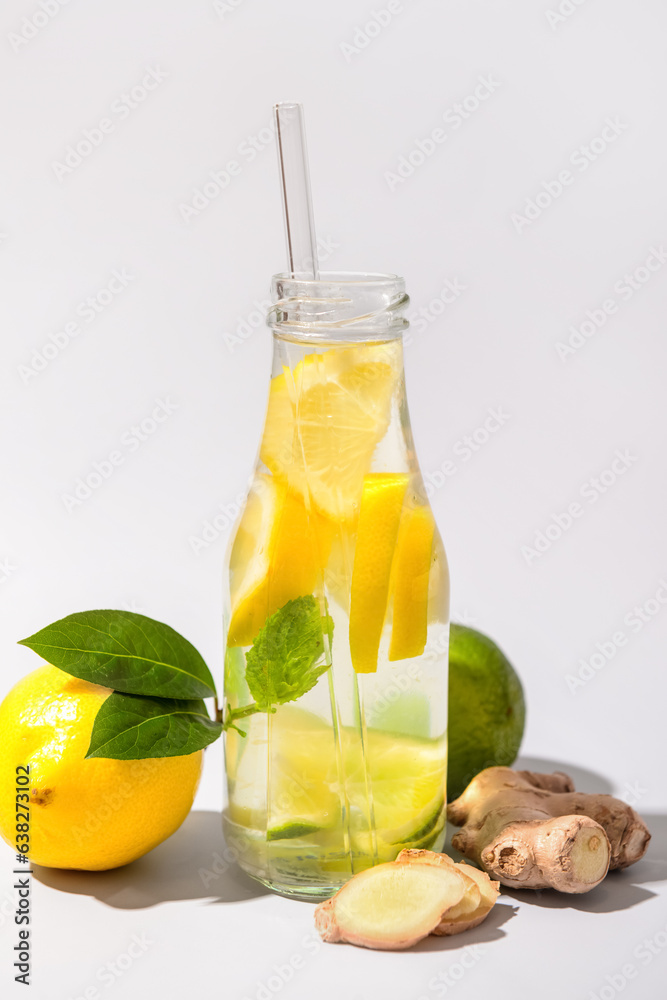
[[448, 767, 651, 893], [314, 858, 469, 950], [396, 849, 499, 935]]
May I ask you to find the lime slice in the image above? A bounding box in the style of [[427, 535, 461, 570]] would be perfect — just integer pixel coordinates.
[[389, 800, 444, 846], [227, 706, 446, 853], [228, 707, 341, 837], [266, 821, 324, 842], [345, 727, 447, 848]]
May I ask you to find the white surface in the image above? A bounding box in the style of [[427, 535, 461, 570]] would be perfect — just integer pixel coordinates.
[[1, 1, 666, 997]]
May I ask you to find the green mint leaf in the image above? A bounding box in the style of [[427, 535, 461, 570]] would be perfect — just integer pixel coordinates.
[[245, 596, 333, 712], [85, 692, 222, 759], [19, 610, 216, 700]]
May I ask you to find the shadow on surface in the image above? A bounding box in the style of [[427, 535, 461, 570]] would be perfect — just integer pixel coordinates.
[[513, 755, 615, 793], [506, 873, 657, 914], [325, 901, 517, 953], [33, 810, 268, 909], [32, 764, 666, 920], [412, 901, 516, 951]]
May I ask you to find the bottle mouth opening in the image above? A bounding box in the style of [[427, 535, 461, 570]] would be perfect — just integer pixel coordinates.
[[274, 270, 403, 288], [269, 271, 409, 340]]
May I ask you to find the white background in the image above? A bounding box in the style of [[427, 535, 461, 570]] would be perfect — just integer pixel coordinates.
[[1, 1, 666, 997]]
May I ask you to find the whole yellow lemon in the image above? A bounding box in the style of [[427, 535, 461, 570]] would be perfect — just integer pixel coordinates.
[[0, 665, 203, 870]]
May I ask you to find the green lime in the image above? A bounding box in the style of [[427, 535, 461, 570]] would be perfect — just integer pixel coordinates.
[[266, 821, 324, 842], [447, 624, 526, 800]]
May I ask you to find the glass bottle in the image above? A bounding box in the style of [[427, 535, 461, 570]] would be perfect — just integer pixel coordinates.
[[222, 272, 450, 899]]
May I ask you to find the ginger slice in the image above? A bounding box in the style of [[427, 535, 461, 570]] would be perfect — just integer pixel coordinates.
[[314, 860, 467, 950], [447, 767, 650, 893], [395, 850, 480, 916], [436, 862, 500, 935], [396, 849, 499, 935]]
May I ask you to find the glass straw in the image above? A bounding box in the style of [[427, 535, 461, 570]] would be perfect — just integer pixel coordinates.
[[274, 102, 319, 279]]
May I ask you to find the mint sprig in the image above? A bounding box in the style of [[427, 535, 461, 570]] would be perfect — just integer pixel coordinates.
[[246, 596, 332, 710], [18, 600, 332, 759], [224, 595, 333, 736]]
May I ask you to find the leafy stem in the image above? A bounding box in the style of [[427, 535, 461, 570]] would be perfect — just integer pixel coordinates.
[[222, 701, 262, 737], [17, 596, 333, 759], [222, 596, 334, 737]]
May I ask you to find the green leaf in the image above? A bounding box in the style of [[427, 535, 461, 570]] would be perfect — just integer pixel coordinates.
[[86, 692, 222, 759], [245, 596, 332, 712], [19, 610, 216, 700]]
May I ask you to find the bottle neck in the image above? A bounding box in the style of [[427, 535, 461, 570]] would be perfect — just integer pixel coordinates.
[[268, 272, 409, 344], [269, 329, 406, 371]]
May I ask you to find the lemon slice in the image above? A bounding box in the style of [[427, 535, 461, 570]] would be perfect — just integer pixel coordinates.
[[389, 504, 436, 661], [259, 345, 400, 521], [227, 475, 333, 647], [348, 473, 408, 673]]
